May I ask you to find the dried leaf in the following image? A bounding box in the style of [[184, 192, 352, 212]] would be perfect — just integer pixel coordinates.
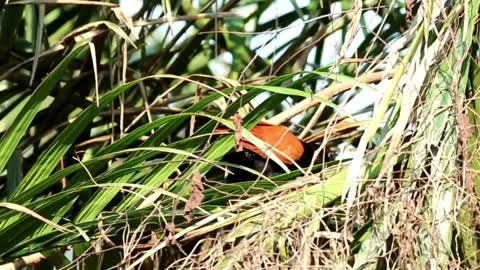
[[233, 113, 243, 152], [405, 0, 419, 20], [164, 223, 177, 246], [457, 112, 472, 142], [112, 7, 139, 40], [465, 170, 474, 194], [457, 111, 474, 194], [184, 171, 204, 223]]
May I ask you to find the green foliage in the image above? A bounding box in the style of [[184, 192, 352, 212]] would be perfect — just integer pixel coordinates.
[[0, 0, 479, 269]]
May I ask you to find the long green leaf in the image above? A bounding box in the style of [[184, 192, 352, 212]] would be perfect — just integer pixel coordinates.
[[12, 79, 141, 197], [0, 45, 85, 174]]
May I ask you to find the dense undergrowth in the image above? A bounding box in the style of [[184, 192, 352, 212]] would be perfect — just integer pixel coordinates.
[[0, 0, 479, 269]]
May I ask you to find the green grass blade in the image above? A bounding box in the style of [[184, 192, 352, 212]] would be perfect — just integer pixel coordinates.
[[0, 45, 85, 174], [12, 79, 142, 198]]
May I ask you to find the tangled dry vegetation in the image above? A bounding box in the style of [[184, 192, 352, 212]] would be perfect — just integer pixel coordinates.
[[0, 0, 479, 269]]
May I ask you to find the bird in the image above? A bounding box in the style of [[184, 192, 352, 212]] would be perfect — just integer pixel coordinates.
[[214, 122, 319, 182]]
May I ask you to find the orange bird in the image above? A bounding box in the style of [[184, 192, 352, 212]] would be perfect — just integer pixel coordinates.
[[211, 120, 333, 182], [215, 122, 309, 167]]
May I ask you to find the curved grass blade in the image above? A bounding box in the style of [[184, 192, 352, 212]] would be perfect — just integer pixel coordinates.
[[11, 79, 142, 198], [0, 45, 85, 174]]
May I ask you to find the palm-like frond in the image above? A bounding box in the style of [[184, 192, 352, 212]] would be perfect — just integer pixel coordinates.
[[0, 0, 479, 269]]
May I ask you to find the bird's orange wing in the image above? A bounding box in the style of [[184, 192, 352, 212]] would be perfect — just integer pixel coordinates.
[[215, 122, 304, 165]]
